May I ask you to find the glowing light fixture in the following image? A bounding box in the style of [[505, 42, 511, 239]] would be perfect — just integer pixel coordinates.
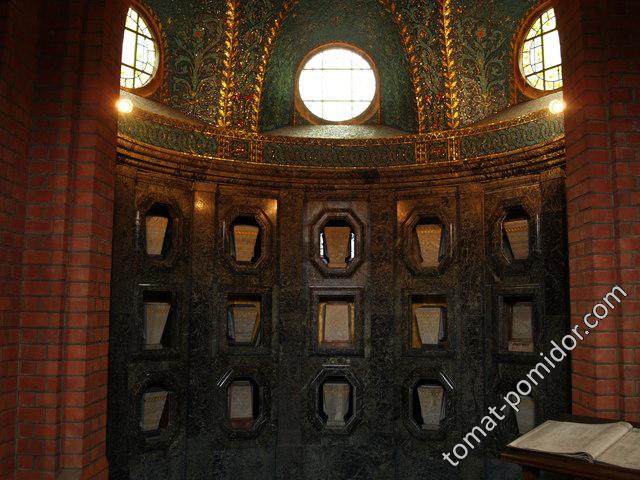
[[116, 98, 134, 114], [548, 98, 566, 114]]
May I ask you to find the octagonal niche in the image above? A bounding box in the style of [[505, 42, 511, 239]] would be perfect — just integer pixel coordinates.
[[502, 207, 532, 263], [403, 370, 455, 440], [402, 210, 452, 275], [309, 367, 362, 435], [224, 207, 272, 273], [310, 210, 364, 277], [218, 370, 268, 438]]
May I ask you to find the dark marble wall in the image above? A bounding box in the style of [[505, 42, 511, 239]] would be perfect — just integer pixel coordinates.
[[139, 0, 541, 131], [107, 157, 569, 479]]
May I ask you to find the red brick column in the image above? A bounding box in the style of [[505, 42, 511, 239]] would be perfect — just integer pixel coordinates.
[[557, 0, 640, 421], [0, 1, 127, 478], [0, 1, 39, 477]]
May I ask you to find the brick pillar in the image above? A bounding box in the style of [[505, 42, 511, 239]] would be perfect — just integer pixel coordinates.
[[0, 1, 126, 478], [0, 1, 39, 477], [557, 0, 640, 421]]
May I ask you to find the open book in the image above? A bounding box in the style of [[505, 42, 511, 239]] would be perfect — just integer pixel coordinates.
[[508, 420, 640, 471]]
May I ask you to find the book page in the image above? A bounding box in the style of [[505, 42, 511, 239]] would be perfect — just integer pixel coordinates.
[[597, 429, 640, 470], [508, 420, 632, 459]]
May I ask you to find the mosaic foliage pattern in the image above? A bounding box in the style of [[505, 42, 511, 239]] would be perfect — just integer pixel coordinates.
[[452, 0, 539, 125], [142, 0, 549, 132]]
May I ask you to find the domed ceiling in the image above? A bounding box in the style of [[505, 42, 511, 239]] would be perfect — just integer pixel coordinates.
[[118, 0, 564, 166], [139, 0, 541, 131]]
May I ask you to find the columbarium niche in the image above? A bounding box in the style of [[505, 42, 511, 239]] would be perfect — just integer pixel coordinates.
[[142, 290, 173, 350], [320, 220, 354, 269], [413, 220, 445, 269], [320, 379, 353, 430], [309, 367, 363, 434], [140, 387, 173, 437], [311, 210, 364, 277], [414, 382, 446, 430], [502, 208, 531, 262], [310, 289, 363, 355], [506, 299, 534, 353], [144, 204, 172, 257], [227, 379, 259, 430], [226, 295, 262, 347], [410, 296, 447, 350], [318, 298, 355, 348], [230, 216, 262, 264]]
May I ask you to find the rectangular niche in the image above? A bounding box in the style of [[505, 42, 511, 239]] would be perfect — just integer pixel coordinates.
[[410, 296, 447, 351], [415, 383, 446, 430], [140, 388, 171, 434], [318, 299, 354, 347], [227, 295, 262, 347], [505, 299, 534, 353], [142, 290, 173, 351], [311, 289, 363, 356], [144, 204, 172, 257]]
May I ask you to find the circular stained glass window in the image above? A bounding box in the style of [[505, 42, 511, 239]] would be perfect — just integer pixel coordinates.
[[520, 8, 563, 92], [121, 7, 159, 90], [297, 45, 377, 123]]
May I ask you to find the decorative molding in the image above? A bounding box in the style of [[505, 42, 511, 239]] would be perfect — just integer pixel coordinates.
[[124, 98, 555, 146], [217, 0, 240, 128], [377, 0, 427, 133], [438, 0, 460, 130], [249, 0, 301, 132]]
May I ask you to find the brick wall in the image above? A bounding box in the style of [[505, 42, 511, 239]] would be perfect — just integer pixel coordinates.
[[557, 0, 640, 421], [0, 0, 126, 478]]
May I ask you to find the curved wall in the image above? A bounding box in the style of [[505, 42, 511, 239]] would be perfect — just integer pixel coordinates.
[[108, 139, 569, 479]]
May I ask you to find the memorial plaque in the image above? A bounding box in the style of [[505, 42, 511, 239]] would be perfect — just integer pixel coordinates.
[[322, 382, 350, 428], [228, 381, 254, 422], [323, 226, 352, 269], [415, 224, 442, 267], [319, 301, 354, 345], [417, 385, 445, 430], [145, 215, 169, 256], [508, 302, 534, 352], [141, 389, 169, 432], [413, 305, 443, 347], [516, 396, 536, 434], [227, 301, 261, 345], [143, 301, 170, 350], [233, 224, 259, 262], [504, 219, 529, 260]]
